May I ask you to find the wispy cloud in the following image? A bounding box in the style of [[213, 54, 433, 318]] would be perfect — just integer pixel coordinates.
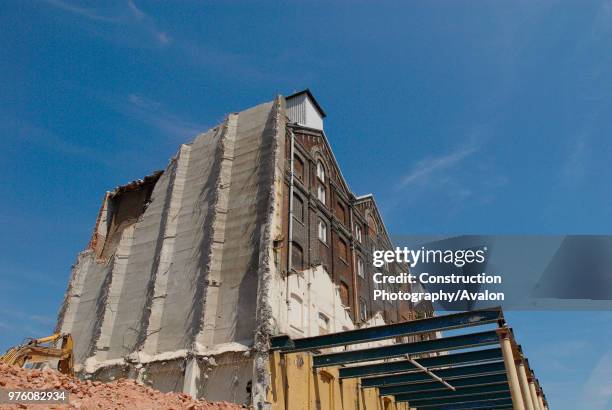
[[397, 139, 482, 190], [385, 128, 508, 220], [42, 1, 282, 83], [580, 350, 612, 410], [118, 93, 207, 140], [42, 0, 171, 48], [42, 0, 123, 23]]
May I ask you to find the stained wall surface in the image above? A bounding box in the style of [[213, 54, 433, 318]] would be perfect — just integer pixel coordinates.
[[56, 99, 282, 380]]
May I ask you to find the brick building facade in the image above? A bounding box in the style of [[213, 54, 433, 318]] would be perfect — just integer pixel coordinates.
[[279, 90, 432, 331]]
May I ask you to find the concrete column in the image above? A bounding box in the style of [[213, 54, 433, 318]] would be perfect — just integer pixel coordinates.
[[516, 360, 535, 410], [499, 331, 526, 410], [529, 381, 541, 410], [538, 394, 546, 410], [183, 356, 200, 398], [144, 144, 192, 354]]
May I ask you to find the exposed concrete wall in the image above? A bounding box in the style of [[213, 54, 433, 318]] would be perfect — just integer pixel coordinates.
[[152, 126, 222, 355], [58, 251, 114, 364], [284, 265, 356, 338], [56, 99, 283, 406], [199, 352, 253, 404], [212, 101, 277, 346]]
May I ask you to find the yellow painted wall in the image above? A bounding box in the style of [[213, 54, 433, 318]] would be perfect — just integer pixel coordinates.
[[268, 351, 409, 410]]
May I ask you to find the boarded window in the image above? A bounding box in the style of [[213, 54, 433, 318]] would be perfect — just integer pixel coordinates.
[[336, 202, 346, 225], [339, 281, 350, 307], [367, 214, 378, 236], [338, 238, 348, 262], [293, 193, 304, 222], [289, 293, 303, 331], [318, 312, 330, 335], [292, 243, 304, 271], [294, 155, 304, 181]]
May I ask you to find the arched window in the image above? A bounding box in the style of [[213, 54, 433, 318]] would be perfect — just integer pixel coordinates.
[[357, 257, 365, 278], [318, 218, 327, 243], [316, 160, 326, 182], [355, 223, 362, 243], [317, 183, 326, 204], [359, 298, 367, 321]]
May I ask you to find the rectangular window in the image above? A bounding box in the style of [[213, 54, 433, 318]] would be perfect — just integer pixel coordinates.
[[318, 218, 327, 243], [317, 183, 326, 204], [357, 257, 365, 278], [359, 298, 367, 321], [292, 243, 304, 271], [338, 238, 348, 262]]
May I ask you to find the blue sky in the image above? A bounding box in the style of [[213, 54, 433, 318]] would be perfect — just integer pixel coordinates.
[[1, 1, 611, 408]]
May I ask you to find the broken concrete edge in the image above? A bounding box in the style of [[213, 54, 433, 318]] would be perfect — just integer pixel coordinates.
[[56, 168, 168, 336], [109, 171, 164, 197], [55, 249, 96, 335], [251, 96, 286, 409], [191, 117, 229, 348], [133, 157, 179, 352], [78, 341, 251, 375]]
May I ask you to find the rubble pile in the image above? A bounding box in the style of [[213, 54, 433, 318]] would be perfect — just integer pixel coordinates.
[[0, 363, 245, 409]]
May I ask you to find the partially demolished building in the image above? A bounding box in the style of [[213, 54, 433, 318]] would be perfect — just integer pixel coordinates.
[[56, 90, 432, 405]]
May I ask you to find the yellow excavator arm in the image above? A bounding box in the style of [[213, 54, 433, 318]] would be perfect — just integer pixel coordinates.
[[0, 333, 74, 376]]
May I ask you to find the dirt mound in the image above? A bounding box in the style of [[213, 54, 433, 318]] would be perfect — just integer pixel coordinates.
[[0, 363, 245, 409]]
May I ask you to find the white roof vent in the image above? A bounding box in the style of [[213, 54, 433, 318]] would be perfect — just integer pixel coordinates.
[[285, 89, 326, 130]]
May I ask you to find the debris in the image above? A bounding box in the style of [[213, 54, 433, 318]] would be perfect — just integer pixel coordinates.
[[0, 363, 244, 409]]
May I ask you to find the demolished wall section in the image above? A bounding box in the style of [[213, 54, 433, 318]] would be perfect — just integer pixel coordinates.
[[154, 125, 225, 355], [56, 99, 284, 406], [212, 101, 277, 346]]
